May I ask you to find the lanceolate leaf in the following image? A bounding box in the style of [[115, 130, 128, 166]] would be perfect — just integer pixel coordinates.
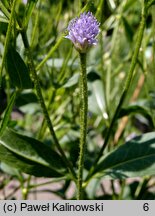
[[0, 128, 66, 177], [0, 145, 63, 177], [94, 132, 155, 179], [5, 46, 32, 89]]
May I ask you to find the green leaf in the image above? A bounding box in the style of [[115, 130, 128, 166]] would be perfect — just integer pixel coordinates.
[[118, 105, 154, 128], [0, 162, 20, 176], [0, 145, 62, 177], [0, 128, 66, 177], [0, 16, 8, 23], [5, 46, 32, 89], [94, 132, 155, 179], [123, 0, 137, 11], [63, 73, 79, 88], [0, 91, 16, 136], [88, 80, 105, 117], [122, 16, 134, 42], [15, 91, 38, 107]]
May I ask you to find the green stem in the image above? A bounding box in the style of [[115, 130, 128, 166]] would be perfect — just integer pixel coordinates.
[[37, 90, 57, 140], [147, 0, 155, 9], [22, 175, 31, 200], [85, 3, 147, 182], [20, 30, 76, 181], [134, 176, 150, 199], [77, 53, 88, 200], [95, 0, 105, 20], [118, 180, 126, 200], [30, 0, 40, 47], [29, 177, 67, 189], [58, 47, 73, 83], [0, 2, 11, 19], [0, 0, 17, 88], [111, 180, 117, 200], [23, 0, 37, 29], [36, 36, 64, 71]]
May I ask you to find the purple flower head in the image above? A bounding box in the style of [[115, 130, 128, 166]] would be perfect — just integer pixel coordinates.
[[65, 12, 100, 53]]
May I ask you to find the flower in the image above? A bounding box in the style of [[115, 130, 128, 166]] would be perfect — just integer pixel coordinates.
[[65, 12, 100, 53]]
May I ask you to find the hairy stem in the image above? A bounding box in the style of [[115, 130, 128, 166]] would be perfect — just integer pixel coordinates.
[[86, 3, 147, 182], [20, 30, 76, 181], [77, 53, 88, 200]]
